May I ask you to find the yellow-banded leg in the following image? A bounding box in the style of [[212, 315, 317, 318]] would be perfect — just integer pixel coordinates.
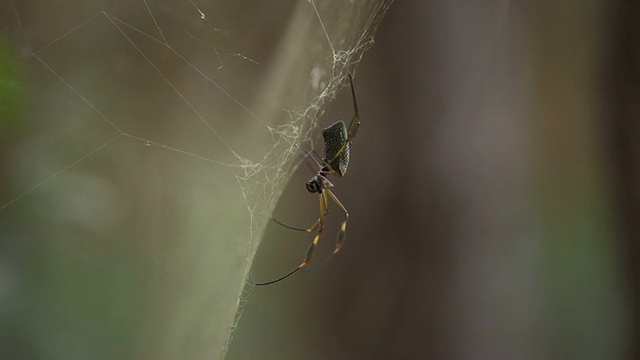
[[302, 189, 349, 273], [271, 190, 329, 232], [255, 191, 329, 286], [325, 189, 349, 254]]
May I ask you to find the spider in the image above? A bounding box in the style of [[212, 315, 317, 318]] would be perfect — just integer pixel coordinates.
[[256, 73, 360, 286]]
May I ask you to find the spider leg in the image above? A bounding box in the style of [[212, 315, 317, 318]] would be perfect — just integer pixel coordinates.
[[272, 217, 321, 232], [306, 150, 323, 168], [311, 149, 323, 163], [255, 192, 327, 286], [292, 149, 321, 177], [346, 73, 360, 136], [325, 189, 349, 254], [303, 188, 349, 272], [326, 73, 360, 166], [272, 188, 329, 232]]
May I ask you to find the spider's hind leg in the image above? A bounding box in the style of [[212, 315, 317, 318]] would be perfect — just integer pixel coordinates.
[[272, 188, 329, 232], [302, 188, 349, 273], [256, 192, 328, 286]]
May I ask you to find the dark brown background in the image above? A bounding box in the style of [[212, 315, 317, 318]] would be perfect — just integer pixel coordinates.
[[235, 1, 638, 359]]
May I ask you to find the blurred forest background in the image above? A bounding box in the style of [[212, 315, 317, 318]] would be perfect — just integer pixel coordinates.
[[1, 0, 638, 359], [239, 1, 638, 359]]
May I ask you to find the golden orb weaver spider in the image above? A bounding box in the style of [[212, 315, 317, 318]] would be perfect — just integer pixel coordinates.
[[255, 73, 360, 286]]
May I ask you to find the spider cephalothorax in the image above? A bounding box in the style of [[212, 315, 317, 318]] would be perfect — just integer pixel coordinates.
[[305, 170, 334, 194], [305, 175, 324, 194]]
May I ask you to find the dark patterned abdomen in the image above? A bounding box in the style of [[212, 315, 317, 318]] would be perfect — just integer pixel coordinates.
[[322, 120, 349, 177]]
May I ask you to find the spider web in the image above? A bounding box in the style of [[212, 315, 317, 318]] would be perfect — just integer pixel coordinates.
[[0, 0, 393, 358]]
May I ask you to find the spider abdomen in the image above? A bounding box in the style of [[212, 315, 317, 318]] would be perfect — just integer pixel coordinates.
[[322, 120, 350, 177]]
